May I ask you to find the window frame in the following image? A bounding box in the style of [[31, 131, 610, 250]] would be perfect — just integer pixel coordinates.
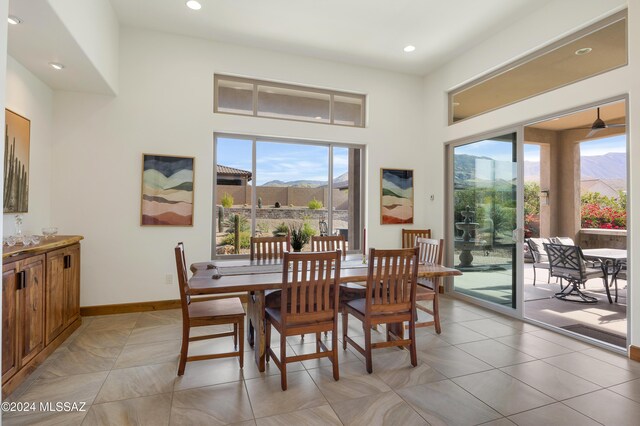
[[448, 10, 628, 125], [214, 75, 366, 128], [212, 132, 366, 259]]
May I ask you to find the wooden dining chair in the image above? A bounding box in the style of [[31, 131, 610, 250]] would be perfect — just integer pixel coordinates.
[[343, 247, 419, 374], [174, 243, 246, 375], [311, 235, 347, 259], [401, 228, 432, 248], [265, 250, 342, 390], [250, 235, 291, 261], [405, 237, 443, 333]]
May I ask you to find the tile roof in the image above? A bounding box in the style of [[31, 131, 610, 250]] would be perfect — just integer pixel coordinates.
[[217, 165, 252, 179]]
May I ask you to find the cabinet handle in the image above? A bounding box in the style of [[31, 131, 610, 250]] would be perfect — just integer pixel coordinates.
[[64, 255, 72, 269]]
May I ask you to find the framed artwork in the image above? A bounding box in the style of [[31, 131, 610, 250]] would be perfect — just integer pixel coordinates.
[[141, 154, 194, 226], [4, 109, 31, 213], [380, 168, 414, 224]]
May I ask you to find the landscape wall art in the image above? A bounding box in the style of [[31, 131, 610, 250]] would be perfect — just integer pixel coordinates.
[[4, 109, 30, 213], [380, 168, 413, 224], [141, 154, 194, 226]]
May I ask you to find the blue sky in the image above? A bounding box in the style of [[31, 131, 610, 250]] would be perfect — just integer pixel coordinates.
[[579, 134, 626, 156], [458, 135, 626, 163], [217, 138, 348, 185]]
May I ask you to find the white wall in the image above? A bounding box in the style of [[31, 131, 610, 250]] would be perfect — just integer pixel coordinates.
[[48, 0, 119, 94], [52, 28, 425, 306], [422, 0, 639, 346], [3, 56, 53, 237]]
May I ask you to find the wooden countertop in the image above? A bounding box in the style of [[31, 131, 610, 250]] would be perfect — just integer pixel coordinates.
[[3, 235, 84, 259]]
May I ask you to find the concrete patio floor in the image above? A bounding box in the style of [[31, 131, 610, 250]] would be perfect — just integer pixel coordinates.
[[451, 262, 627, 348], [523, 264, 627, 347]]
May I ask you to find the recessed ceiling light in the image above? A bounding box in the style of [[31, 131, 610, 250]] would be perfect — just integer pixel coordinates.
[[403, 45, 416, 53], [8, 15, 22, 25], [186, 0, 202, 10], [49, 62, 65, 70], [452, 102, 460, 106], [315, 116, 323, 120], [575, 47, 592, 56]]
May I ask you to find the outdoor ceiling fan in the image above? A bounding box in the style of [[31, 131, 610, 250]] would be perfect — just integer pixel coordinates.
[[576, 107, 626, 138]]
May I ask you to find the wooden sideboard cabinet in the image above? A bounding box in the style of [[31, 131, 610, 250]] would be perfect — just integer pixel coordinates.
[[45, 244, 80, 344], [2, 236, 83, 397]]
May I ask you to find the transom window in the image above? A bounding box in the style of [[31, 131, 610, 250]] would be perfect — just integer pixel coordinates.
[[214, 75, 366, 127]]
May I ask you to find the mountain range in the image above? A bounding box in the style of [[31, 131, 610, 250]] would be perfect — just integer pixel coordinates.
[[262, 171, 349, 187], [524, 152, 626, 181]]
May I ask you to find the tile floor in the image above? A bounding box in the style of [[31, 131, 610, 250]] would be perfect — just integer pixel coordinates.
[[3, 296, 640, 425]]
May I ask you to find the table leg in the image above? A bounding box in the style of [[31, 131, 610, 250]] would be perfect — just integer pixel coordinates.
[[600, 261, 613, 304], [247, 290, 266, 372]]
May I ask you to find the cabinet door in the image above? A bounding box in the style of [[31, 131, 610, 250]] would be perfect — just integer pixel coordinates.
[[2, 262, 19, 383], [45, 249, 66, 344], [19, 255, 45, 366], [63, 245, 81, 327]]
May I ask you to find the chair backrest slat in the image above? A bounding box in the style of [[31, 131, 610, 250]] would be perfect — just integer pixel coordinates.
[[250, 235, 291, 261], [311, 235, 347, 259], [402, 229, 432, 248], [366, 248, 418, 312], [281, 251, 341, 325]]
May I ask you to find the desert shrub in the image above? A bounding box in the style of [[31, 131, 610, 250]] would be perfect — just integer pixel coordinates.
[[272, 222, 289, 236], [301, 221, 316, 241], [308, 198, 323, 210], [221, 193, 234, 208], [224, 214, 250, 233], [220, 231, 251, 249]]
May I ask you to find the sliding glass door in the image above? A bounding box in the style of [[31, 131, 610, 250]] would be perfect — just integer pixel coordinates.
[[449, 132, 520, 309]]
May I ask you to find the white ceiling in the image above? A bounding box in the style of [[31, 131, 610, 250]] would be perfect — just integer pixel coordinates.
[[7, 0, 115, 94], [109, 0, 554, 76]]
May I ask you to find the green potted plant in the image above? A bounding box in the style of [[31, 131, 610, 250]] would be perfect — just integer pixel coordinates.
[[290, 224, 310, 252]]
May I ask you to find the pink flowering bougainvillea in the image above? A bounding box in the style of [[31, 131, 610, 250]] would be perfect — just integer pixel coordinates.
[[581, 203, 626, 229]]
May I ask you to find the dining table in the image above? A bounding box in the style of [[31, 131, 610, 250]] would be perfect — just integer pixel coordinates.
[[188, 255, 462, 371], [581, 248, 627, 303]]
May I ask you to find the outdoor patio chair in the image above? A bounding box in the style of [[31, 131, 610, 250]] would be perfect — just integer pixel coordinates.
[[526, 238, 552, 286], [552, 236, 600, 273], [543, 243, 606, 304]]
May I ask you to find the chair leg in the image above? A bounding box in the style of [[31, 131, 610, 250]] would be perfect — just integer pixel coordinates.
[[433, 294, 441, 334], [265, 319, 271, 363], [342, 308, 348, 350], [233, 323, 238, 349], [178, 324, 190, 376], [316, 332, 321, 352], [280, 333, 288, 391], [238, 319, 244, 369], [532, 266, 537, 286], [408, 318, 417, 367], [364, 320, 373, 374], [332, 324, 339, 381]]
